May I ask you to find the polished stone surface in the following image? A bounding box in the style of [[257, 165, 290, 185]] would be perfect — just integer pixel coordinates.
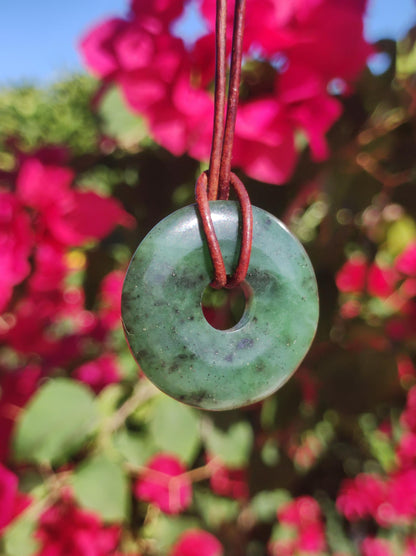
[[122, 202, 319, 411]]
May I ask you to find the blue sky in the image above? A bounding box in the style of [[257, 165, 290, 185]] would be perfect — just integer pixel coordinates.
[[0, 0, 415, 86]]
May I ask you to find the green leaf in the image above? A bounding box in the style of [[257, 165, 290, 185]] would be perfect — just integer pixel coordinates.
[[2, 514, 39, 556], [250, 490, 291, 522], [99, 86, 147, 148], [113, 428, 157, 466], [143, 514, 200, 552], [203, 421, 253, 467], [386, 217, 416, 256], [149, 395, 201, 465], [72, 454, 129, 522], [397, 37, 416, 77], [194, 490, 239, 528], [13, 378, 98, 465], [96, 384, 125, 418], [368, 431, 397, 472], [270, 522, 297, 543]]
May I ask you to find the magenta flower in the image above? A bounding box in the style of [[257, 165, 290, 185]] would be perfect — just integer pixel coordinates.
[[336, 473, 386, 522], [134, 453, 192, 514], [361, 537, 394, 556], [16, 158, 134, 246], [0, 463, 31, 535], [98, 270, 125, 331], [336, 255, 367, 293], [209, 458, 249, 500], [171, 529, 223, 556], [73, 354, 121, 394], [276, 496, 326, 554], [0, 366, 40, 462], [36, 496, 120, 556], [0, 193, 33, 313], [80, 0, 371, 184]]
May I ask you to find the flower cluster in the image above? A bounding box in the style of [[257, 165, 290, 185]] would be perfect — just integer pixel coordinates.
[[0, 148, 133, 462], [335, 225, 416, 553], [269, 496, 326, 555], [80, 0, 371, 184], [336, 241, 416, 339]]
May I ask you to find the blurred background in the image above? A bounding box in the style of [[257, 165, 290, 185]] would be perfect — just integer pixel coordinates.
[[1, 1, 416, 556]]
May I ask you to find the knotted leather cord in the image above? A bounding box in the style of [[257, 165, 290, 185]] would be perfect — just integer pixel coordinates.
[[196, 171, 253, 289], [196, 0, 252, 290]]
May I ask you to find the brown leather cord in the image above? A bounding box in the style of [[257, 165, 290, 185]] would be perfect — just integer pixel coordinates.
[[196, 0, 252, 290], [207, 0, 227, 201], [218, 0, 246, 201], [195, 171, 253, 290]]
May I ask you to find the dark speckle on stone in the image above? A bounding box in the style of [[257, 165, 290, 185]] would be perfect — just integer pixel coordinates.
[[190, 390, 210, 404], [169, 363, 180, 373], [225, 353, 233, 362], [247, 269, 273, 290], [136, 349, 149, 360], [237, 338, 254, 349], [256, 361, 266, 373]]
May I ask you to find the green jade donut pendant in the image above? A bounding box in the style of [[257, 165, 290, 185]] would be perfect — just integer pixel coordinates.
[[122, 202, 319, 411]]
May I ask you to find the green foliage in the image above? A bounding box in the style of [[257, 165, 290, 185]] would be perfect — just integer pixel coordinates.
[[99, 86, 148, 149], [0, 75, 98, 154], [203, 421, 253, 467], [2, 515, 39, 556], [72, 454, 130, 522], [113, 428, 157, 466], [250, 490, 291, 522], [13, 378, 98, 465], [194, 490, 240, 528], [142, 515, 201, 553], [149, 395, 201, 465]]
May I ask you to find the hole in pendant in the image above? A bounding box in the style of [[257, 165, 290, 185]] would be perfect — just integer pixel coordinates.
[[201, 282, 251, 331]]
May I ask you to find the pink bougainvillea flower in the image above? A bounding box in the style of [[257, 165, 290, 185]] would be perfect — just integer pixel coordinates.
[[336, 473, 386, 522], [134, 453, 192, 514], [73, 354, 121, 394], [277, 496, 326, 554], [361, 537, 394, 556], [278, 496, 321, 525], [36, 496, 120, 556], [98, 270, 125, 330], [209, 458, 249, 500], [131, 0, 184, 31], [80, 0, 371, 185], [397, 354, 416, 382], [336, 255, 367, 293], [383, 469, 416, 525], [55, 190, 135, 245], [397, 432, 416, 469], [0, 463, 31, 535], [0, 366, 40, 462], [401, 385, 416, 431], [171, 529, 223, 556], [29, 242, 68, 293], [80, 18, 128, 78], [231, 99, 297, 185], [367, 264, 398, 298], [396, 243, 416, 276], [405, 538, 416, 556], [16, 158, 134, 247], [0, 192, 33, 313]]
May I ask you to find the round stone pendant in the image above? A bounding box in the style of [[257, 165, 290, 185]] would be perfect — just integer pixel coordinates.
[[122, 202, 319, 411]]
